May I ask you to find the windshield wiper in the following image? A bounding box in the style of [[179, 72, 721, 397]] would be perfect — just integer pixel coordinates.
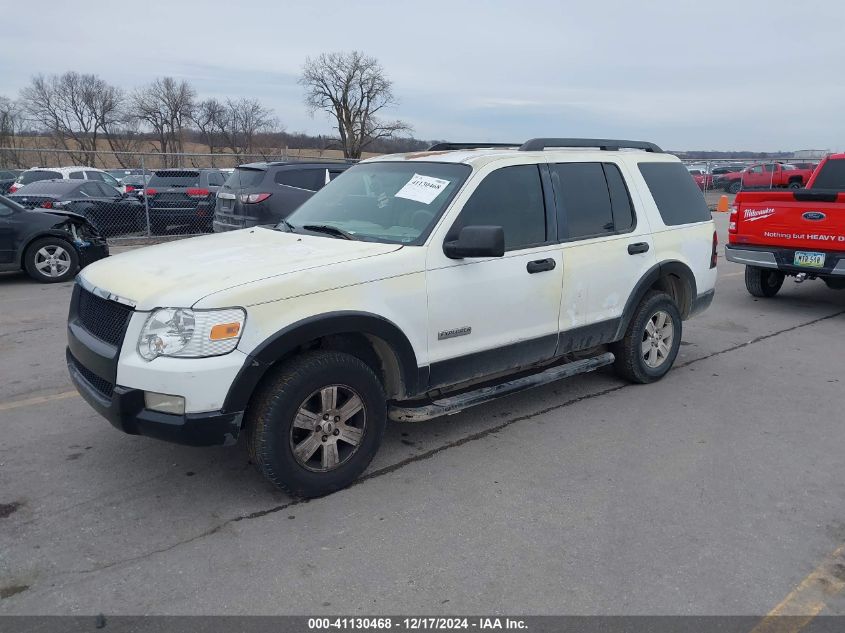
[[302, 224, 358, 240], [278, 218, 296, 233]]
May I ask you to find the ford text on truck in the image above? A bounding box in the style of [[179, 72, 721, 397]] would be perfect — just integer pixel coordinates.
[[66, 138, 717, 497]]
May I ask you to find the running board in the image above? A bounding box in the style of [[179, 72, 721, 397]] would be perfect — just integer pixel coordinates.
[[389, 352, 615, 423]]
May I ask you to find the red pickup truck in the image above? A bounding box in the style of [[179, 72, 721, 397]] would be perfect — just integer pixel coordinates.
[[719, 162, 815, 194], [725, 153, 845, 296]]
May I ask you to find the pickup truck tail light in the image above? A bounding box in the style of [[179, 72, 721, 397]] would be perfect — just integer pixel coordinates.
[[710, 230, 718, 269], [728, 204, 738, 234], [237, 192, 272, 204], [186, 188, 210, 198]]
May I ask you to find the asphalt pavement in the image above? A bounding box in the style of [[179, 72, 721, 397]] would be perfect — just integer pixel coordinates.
[[2, 214, 845, 616]]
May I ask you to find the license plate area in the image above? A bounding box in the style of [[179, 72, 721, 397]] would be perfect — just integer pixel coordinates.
[[793, 251, 825, 268]]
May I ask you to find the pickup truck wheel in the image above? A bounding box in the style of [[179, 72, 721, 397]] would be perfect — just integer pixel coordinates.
[[611, 291, 682, 384], [745, 266, 784, 297], [727, 181, 742, 194], [788, 181, 802, 189], [245, 351, 386, 498]]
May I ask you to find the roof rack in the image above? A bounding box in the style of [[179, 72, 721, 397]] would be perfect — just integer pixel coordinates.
[[426, 142, 520, 151], [519, 138, 663, 153]]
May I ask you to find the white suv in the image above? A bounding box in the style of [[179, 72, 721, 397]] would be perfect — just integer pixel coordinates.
[[66, 138, 717, 497], [10, 166, 124, 194]]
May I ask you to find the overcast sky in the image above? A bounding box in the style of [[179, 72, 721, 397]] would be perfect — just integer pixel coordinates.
[[1, 0, 843, 152]]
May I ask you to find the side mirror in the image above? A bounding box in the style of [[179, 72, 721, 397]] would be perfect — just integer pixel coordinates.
[[443, 225, 505, 259]]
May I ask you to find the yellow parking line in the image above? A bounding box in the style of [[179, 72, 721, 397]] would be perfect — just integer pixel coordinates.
[[0, 390, 79, 412], [750, 544, 845, 633]]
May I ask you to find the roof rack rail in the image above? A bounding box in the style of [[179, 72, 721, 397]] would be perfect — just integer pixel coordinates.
[[519, 138, 663, 153], [426, 142, 520, 151]]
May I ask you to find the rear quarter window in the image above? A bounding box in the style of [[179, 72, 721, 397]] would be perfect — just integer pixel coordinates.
[[810, 159, 845, 190], [638, 162, 710, 226]]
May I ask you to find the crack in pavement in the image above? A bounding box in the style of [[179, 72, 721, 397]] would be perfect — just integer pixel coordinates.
[[56, 308, 845, 577]]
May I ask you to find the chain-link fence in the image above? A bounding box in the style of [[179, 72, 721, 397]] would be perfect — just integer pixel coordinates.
[[0, 147, 354, 242]]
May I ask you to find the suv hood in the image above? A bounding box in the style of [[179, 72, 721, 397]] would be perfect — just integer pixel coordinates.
[[79, 228, 403, 310]]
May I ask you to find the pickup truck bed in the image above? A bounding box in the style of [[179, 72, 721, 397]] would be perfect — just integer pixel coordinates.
[[726, 189, 845, 290]]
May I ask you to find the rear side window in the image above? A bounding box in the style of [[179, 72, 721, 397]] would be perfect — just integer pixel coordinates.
[[69, 171, 84, 179], [451, 164, 546, 251], [86, 171, 105, 182], [810, 159, 845, 189], [225, 168, 265, 188], [148, 171, 201, 187], [20, 170, 60, 184], [275, 169, 326, 191], [638, 162, 710, 226], [551, 162, 634, 239]]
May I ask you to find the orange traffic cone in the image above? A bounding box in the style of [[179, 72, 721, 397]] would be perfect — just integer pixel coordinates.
[[716, 195, 729, 213]]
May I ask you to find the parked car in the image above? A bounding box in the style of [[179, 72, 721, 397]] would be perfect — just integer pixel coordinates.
[[67, 137, 716, 497], [213, 161, 352, 232], [8, 180, 144, 236], [144, 168, 225, 234], [0, 193, 108, 283], [724, 162, 815, 193], [9, 166, 125, 194], [687, 168, 713, 191], [726, 152, 845, 295], [121, 174, 151, 195], [0, 169, 22, 194]]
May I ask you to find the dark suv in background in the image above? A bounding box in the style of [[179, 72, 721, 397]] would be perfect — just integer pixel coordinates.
[[213, 161, 351, 232], [144, 168, 225, 234]]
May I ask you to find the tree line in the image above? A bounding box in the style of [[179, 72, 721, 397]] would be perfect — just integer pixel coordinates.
[[0, 51, 429, 168]]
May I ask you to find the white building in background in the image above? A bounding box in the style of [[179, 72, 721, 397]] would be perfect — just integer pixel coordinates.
[[792, 149, 830, 159]]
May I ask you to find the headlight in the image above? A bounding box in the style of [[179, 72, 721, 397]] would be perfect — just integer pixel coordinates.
[[138, 307, 245, 360]]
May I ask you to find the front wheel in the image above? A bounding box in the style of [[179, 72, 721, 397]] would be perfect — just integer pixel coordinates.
[[612, 291, 682, 384], [23, 237, 79, 283], [246, 351, 386, 498], [745, 266, 784, 297]]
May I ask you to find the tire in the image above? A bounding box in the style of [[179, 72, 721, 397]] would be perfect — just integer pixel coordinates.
[[727, 180, 742, 194], [745, 266, 784, 297], [23, 237, 79, 283], [788, 181, 802, 189], [245, 351, 387, 498], [611, 291, 682, 384]]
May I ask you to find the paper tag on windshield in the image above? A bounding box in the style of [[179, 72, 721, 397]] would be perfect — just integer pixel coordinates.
[[394, 174, 450, 204]]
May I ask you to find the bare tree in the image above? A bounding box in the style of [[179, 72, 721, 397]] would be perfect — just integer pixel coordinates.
[[300, 51, 410, 159], [215, 98, 278, 158], [131, 77, 195, 167], [20, 72, 123, 165], [192, 98, 226, 159], [0, 96, 27, 167]]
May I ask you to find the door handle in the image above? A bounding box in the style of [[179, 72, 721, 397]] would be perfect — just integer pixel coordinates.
[[627, 242, 650, 255], [526, 258, 557, 273]]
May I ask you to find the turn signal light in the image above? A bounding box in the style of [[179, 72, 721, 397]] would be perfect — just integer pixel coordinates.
[[209, 322, 241, 340]]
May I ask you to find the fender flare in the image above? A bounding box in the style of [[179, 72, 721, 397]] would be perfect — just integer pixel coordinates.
[[222, 311, 422, 413], [614, 260, 697, 340]]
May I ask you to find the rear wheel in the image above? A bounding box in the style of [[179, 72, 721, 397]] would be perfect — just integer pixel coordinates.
[[24, 237, 78, 283], [612, 291, 682, 384], [246, 351, 386, 498], [745, 266, 784, 297], [788, 180, 802, 189]]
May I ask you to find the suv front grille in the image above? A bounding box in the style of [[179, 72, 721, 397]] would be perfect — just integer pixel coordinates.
[[77, 287, 133, 346], [68, 353, 114, 399]]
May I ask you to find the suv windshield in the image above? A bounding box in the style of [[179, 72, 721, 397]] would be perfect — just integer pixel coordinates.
[[148, 171, 201, 187], [223, 167, 265, 189], [284, 162, 471, 244]]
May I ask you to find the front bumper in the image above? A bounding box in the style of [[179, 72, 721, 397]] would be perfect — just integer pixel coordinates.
[[75, 239, 109, 267], [67, 347, 242, 446], [725, 244, 845, 276]]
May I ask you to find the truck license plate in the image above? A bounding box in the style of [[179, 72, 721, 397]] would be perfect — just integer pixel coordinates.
[[793, 251, 825, 268]]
